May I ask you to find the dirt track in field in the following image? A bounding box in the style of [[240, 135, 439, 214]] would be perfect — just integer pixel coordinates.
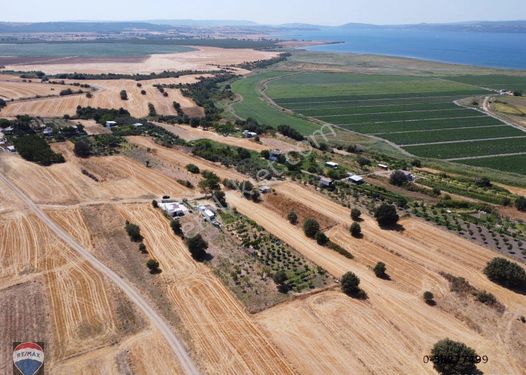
[[0, 148, 193, 205], [1, 75, 204, 118], [120, 205, 296, 374], [4, 47, 279, 75], [227, 186, 526, 375], [127, 136, 248, 181]]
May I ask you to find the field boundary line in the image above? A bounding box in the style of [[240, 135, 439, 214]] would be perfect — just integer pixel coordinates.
[[0, 173, 201, 375], [372, 124, 508, 135], [446, 152, 526, 161], [400, 135, 526, 147], [316, 107, 474, 118], [341, 114, 488, 127]]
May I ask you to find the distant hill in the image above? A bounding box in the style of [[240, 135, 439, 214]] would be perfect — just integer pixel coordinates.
[[337, 20, 526, 33], [148, 19, 258, 27], [0, 22, 172, 33]]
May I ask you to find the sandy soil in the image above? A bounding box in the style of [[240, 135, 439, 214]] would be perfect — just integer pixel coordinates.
[[127, 136, 248, 181], [74, 119, 112, 135], [4, 47, 279, 75], [227, 185, 526, 375], [1, 75, 205, 118], [0, 147, 193, 205]]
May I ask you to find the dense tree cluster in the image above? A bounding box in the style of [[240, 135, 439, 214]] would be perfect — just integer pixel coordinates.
[[277, 124, 304, 141], [389, 170, 410, 186], [374, 203, 400, 227], [484, 257, 526, 290], [187, 234, 209, 261], [429, 339, 481, 375], [303, 218, 320, 238], [125, 221, 143, 242], [13, 135, 65, 166]]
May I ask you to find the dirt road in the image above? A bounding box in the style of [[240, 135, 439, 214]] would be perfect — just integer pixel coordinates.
[[0, 173, 200, 375]]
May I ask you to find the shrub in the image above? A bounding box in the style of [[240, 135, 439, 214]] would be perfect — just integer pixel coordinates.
[[474, 176, 491, 188], [303, 218, 320, 238], [139, 243, 147, 253], [273, 270, 288, 285], [120, 90, 128, 100], [125, 222, 143, 242], [152, 200, 158, 208], [429, 339, 480, 375], [186, 164, 200, 174], [171, 220, 183, 237], [277, 124, 304, 141], [187, 234, 208, 261], [315, 231, 329, 246], [73, 139, 92, 158], [483, 257, 526, 290], [423, 291, 435, 304], [350, 222, 362, 238], [475, 291, 497, 306], [341, 272, 363, 297], [146, 259, 161, 273], [287, 211, 298, 225], [515, 196, 526, 212], [374, 203, 399, 227], [389, 170, 409, 186], [373, 262, 387, 278], [350, 208, 361, 221]]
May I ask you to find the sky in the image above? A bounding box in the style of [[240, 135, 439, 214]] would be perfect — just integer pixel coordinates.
[[2, 0, 526, 25]]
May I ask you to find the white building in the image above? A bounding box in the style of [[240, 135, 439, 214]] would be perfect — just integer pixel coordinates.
[[319, 177, 333, 188], [242, 130, 257, 138], [158, 197, 188, 217], [378, 163, 389, 170], [106, 121, 117, 128], [43, 127, 53, 136], [325, 161, 339, 169], [133, 123, 144, 128], [346, 174, 364, 184], [7, 145, 16, 153], [198, 205, 216, 220]]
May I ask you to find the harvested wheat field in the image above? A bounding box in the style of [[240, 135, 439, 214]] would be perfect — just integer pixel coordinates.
[[0, 209, 148, 373], [1, 75, 205, 118], [227, 189, 526, 375], [128, 136, 248, 181], [117, 204, 295, 374], [154, 122, 304, 153], [4, 47, 279, 75], [0, 149, 192, 205], [0, 80, 69, 100]]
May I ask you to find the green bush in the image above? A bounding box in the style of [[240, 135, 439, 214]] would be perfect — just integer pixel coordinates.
[[186, 164, 200, 174], [350, 208, 361, 221], [483, 257, 526, 290], [287, 211, 298, 225], [350, 222, 362, 238], [515, 196, 526, 212], [14, 135, 65, 166], [187, 234, 208, 261], [374, 203, 399, 227], [429, 339, 480, 375], [303, 218, 320, 238], [315, 231, 329, 246], [373, 262, 387, 278], [125, 222, 143, 242], [341, 272, 363, 298]]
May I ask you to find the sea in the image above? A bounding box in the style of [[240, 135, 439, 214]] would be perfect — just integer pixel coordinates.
[[278, 27, 526, 70]]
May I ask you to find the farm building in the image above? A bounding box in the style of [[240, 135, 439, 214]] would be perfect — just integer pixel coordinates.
[[378, 163, 389, 170], [133, 123, 144, 128], [346, 174, 364, 184], [325, 161, 339, 168], [319, 177, 333, 188], [198, 205, 217, 221], [106, 121, 117, 128], [3, 126, 14, 135], [7, 145, 16, 153], [158, 197, 188, 217], [242, 130, 258, 138]]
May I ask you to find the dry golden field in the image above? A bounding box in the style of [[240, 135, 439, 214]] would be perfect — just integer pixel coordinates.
[[1, 75, 205, 118]]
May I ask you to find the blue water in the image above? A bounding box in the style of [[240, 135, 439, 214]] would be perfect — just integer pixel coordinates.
[[278, 28, 526, 70]]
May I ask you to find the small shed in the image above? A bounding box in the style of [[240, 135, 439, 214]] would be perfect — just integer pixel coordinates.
[[378, 163, 389, 170], [7, 145, 16, 152], [347, 174, 364, 184], [133, 123, 144, 128], [325, 161, 339, 169], [43, 127, 53, 136], [319, 177, 333, 188], [242, 130, 257, 138], [106, 121, 117, 128]]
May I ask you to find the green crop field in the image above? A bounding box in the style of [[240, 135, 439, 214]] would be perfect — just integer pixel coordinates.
[[404, 137, 526, 159], [264, 72, 526, 174], [444, 75, 526, 92], [230, 71, 320, 135], [456, 154, 526, 175]]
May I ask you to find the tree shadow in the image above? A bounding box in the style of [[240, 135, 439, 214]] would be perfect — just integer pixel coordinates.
[[149, 268, 163, 275], [345, 288, 368, 300], [425, 299, 437, 306], [379, 223, 405, 232], [377, 273, 391, 281]]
